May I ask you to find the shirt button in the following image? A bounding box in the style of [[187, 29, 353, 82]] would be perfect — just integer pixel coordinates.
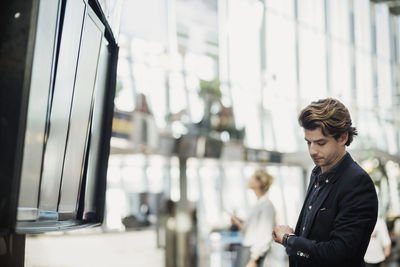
[[309, 205, 312, 209], [325, 179, 329, 183], [303, 227, 305, 231]]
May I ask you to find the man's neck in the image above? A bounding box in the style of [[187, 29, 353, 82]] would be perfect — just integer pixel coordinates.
[[321, 150, 346, 174]]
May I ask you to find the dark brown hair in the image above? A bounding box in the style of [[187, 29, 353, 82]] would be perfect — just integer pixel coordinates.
[[298, 98, 357, 146]]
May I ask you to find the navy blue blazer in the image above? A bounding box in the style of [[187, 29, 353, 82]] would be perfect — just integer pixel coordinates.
[[287, 153, 378, 267]]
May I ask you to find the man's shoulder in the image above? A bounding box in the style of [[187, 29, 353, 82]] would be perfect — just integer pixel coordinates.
[[339, 159, 374, 187], [339, 154, 368, 177], [347, 159, 368, 176]]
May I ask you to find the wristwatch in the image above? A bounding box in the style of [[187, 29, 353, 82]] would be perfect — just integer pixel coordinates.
[[283, 233, 295, 247]]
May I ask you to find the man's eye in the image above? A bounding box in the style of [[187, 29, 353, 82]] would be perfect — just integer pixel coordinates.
[[318, 143, 326, 146]]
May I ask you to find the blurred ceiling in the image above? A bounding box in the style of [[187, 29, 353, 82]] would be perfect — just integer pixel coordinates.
[[372, 0, 400, 15]]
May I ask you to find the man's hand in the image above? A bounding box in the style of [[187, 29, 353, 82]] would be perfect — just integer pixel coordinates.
[[272, 225, 294, 244]]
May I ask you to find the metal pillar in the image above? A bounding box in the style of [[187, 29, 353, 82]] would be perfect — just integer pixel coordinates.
[[165, 156, 197, 267]]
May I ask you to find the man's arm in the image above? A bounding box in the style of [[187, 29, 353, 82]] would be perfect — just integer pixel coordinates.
[[274, 173, 378, 265]]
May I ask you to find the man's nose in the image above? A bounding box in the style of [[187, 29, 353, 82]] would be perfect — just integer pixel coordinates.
[[309, 143, 318, 155]]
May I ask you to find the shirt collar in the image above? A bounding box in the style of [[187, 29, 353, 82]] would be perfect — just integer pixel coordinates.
[[311, 152, 350, 184]]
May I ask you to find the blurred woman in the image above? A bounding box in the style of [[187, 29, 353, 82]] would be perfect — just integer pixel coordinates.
[[364, 217, 391, 267], [231, 170, 276, 267]]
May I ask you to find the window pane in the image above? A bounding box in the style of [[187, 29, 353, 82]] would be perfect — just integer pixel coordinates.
[[375, 4, 390, 61], [265, 0, 295, 17], [329, 0, 350, 42], [377, 60, 392, 108], [331, 41, 351, 102], [265, 13, 297, 99], [356, 51, 373, 108], [298, 0, 325, 31], [354, 0, 371, 51], [299, 28, 327, 100]]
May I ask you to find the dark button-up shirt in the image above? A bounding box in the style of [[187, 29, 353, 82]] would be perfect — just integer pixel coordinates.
[[298, 153, 348, 237]]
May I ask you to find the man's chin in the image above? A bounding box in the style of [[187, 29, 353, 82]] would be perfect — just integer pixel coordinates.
[[313, 160, 324, 166]]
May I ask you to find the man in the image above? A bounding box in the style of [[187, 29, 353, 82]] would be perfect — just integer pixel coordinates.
[[272, 98, 378, 267]]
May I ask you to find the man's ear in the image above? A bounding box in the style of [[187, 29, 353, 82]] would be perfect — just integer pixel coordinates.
[[339, 132, 348, 145]]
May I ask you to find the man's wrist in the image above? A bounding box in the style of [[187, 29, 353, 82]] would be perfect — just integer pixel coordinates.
[[282, 233, 295, 247]]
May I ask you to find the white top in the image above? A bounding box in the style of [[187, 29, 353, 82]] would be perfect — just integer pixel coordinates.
[[364, 218, 391, 264], [242, 194, 276, 258]]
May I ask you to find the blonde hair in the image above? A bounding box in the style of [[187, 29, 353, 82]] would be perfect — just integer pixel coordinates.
[[253, 170, 274, 193], [298, 98, 357, 146]]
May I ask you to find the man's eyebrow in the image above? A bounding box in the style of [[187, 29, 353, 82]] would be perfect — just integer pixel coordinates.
[[304, 138, 327, 143]]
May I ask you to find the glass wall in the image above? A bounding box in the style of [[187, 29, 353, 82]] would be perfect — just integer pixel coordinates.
[[114, 0, 400, 158], [108, 1, 400, 260]]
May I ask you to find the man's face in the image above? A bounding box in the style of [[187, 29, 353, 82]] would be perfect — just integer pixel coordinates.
[[303, 127, 347, 172]]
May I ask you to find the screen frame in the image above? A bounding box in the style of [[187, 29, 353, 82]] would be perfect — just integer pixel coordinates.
[[0, 0, 118, 234]]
